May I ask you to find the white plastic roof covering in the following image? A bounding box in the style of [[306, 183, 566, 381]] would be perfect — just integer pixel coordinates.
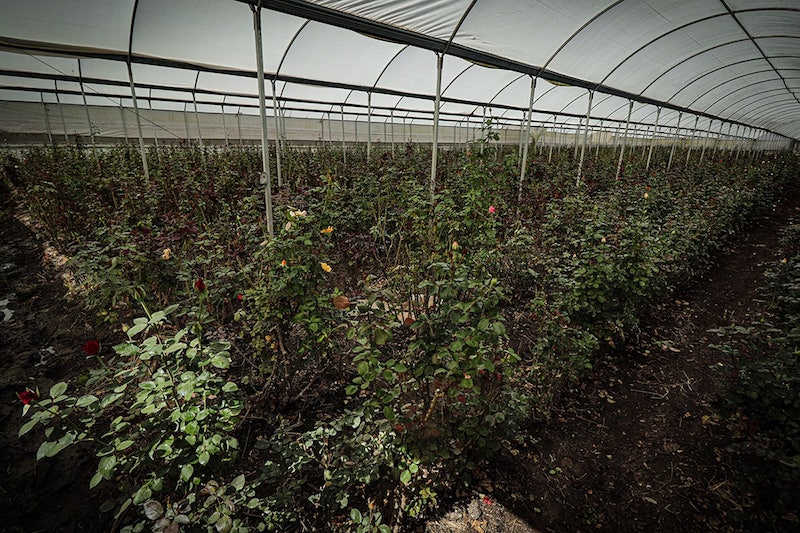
[[0, 0, 798, 140]]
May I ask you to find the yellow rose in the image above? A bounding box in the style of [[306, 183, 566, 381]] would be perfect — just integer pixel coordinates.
[[161, 248, 171, 260], [321, 226, 334, 234], [321, 262, 332, 273]]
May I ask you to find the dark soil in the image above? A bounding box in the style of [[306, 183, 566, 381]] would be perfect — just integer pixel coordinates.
[[455, 190, 800, 533], [2, 190, 800, 532], [0, 208, 113, 532]]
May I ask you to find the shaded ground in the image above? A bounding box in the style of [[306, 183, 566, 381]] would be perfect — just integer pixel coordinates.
[[430, 191, 800, 532], [2, 190, 799, 532], [0, 207, 113, 532]]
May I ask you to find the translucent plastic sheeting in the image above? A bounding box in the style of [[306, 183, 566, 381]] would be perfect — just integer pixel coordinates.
[[1, 0, 799, 141]]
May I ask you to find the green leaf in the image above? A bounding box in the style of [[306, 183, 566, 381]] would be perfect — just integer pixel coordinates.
[[115, 440, 134, 451], [164, 342, 187, 354], [126, 322, 147, 339], [76, 394, 99, 407], [350, 508, 363, 524], [19, 418, 38, 437], [198, 450, 211, 466], [132, 485, 152, 505], [49, 382, 68, 399], [399, 469, 412, 485], [357, 361, 370, 376], [180, 463, 194, 482], [89, 471, 104, 489], [211, 354, 230, 369], [221, 381, 239, 393], [230, 474, 246, 491], [383, 407, 395, 420], [345, 385, 358, 395]]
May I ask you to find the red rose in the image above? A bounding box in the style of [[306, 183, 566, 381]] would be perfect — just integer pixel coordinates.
[[83, 340, 100, 356], [236, 293, 243, 301], [17, 390, 38, 405], [457, 394, 466, 404], [194, 278, 206, 292]]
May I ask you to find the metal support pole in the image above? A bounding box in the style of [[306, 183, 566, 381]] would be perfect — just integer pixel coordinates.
[[126, 62, 150, 180], [41, 95, 54, 148], [700, 119, 713, 163], [341, 105, 347, 164], [481, 106, 486, 154], [54, 81, 69, 142], [367, 92, 372, 159], [221, 103, 228, 146], [711, 120, 724, 157], [724, 123, 733, 155], [616, 101, 633, 179], [390, 108, 395, 154], [646, 107, 661, 171], [518, 75, 537, 204], [252, 4, 274, 237], [573, 117, 582, 160], [685, 116, 700, 168], [595, 120, 602, 160], [236, 111, 243, 146], [577, 90, 593, 183], [734, 125, 742, 159], [270, 80, 283, 187], [192, 91, 204, 149], [667, 112, 682, 171], [77, 59, 97, 159], [119, 102, 128, 143], [430, 52, 443, 203], [184, 104, 191, 140]]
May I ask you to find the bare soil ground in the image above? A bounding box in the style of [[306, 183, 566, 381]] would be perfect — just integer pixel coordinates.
[[2, 190, 799, 532], [429, 190, 800, 533]]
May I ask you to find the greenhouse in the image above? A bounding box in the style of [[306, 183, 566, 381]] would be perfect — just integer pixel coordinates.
[[1, 1, 800, 531]]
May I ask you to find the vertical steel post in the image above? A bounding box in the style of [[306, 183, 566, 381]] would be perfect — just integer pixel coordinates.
[[577, 90, 593, 183], [236, 111, 243, 146], [518, 75, 537, 204], [711, 120, 724, 157], [77, 59, 98, 160], [667, 112, 682, 171], [54, 81, 69, 142], [685, 116, 700, 168], [734, 125, 742, 159], [367, 92, 372, 159], [270, 80, 283, 187], [41, 94, 54, 148], [119, 102, 128, 143], [616, 100, 633, 179], [341, 105, 347, 164], [646, 107, 661, 171], [252, 4, 274, 237], [700, 119, 713, 163], [126, 62, 150, 180], [431, 52, 444, 203], [390, 108, 395, 155]]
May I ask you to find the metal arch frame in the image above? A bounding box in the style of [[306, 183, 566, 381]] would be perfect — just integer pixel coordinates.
[[743, 100, 800, 124], [230, 0, 791, 135], [697, 76, 800, 117], [716, 87, 790, 120], [687, 69, 799, 108], [703, 78, 800, 119], [658, 54, 800, 102], [4, 0, 799, 141], [720, 1, 800, 108], [736, 101, 791, 132]]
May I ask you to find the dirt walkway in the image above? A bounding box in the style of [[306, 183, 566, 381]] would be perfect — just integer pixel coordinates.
[[0, 209, 110, 532], [466, 192, 800, 532]]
